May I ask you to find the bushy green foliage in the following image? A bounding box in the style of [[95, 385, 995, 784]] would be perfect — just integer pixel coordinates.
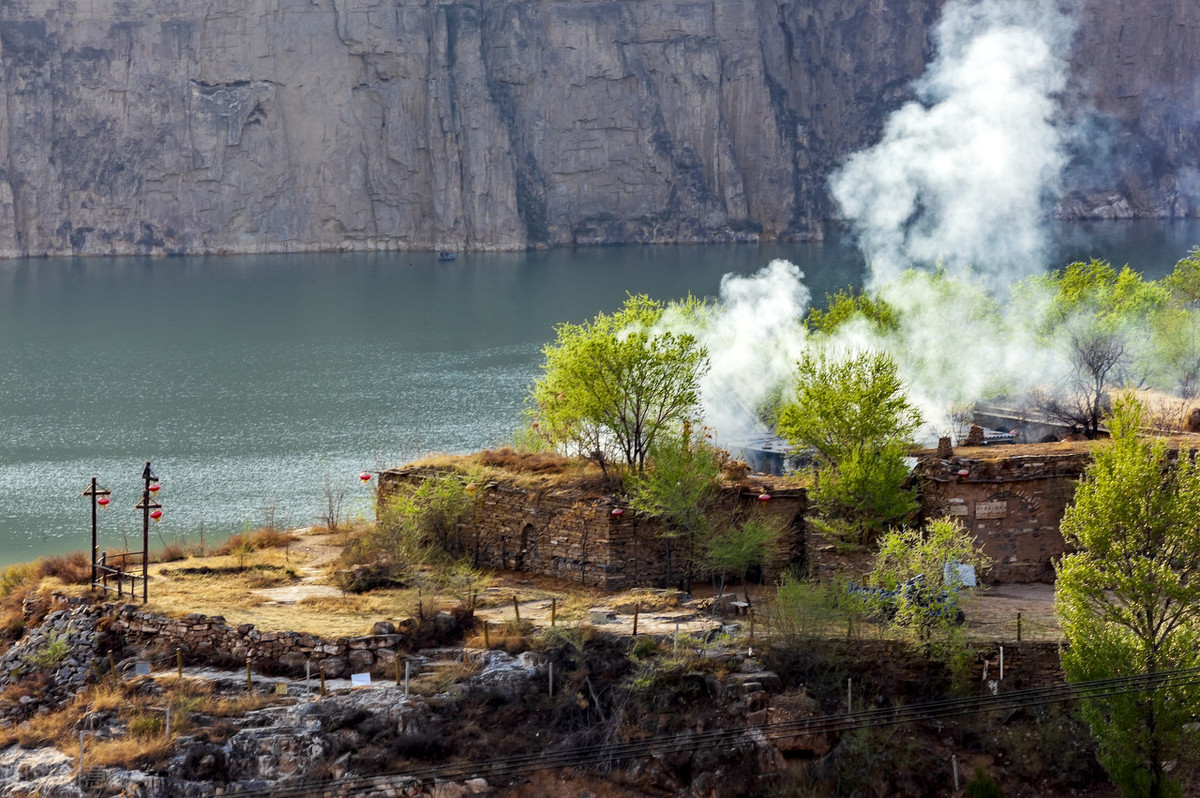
[[805, 288, 899, 336], [777, 349, 921, 546], [26, 631, 70, 669], [1154, 246, 1200, 397], [965, 766, 1003, 798], [871, 518, 989, 670], [705, 515, 785, 602], [1023, 259, 1169, 435], [530, 294, 709, 473], [1056, 395, 1200, 798], [341, 473, 481, 593], [627, 430, 724, 589]]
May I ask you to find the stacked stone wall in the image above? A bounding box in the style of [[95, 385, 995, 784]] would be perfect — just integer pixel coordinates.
[[915, 452, 1091, 583], [105, 605, 453, 679], [378, 468, 807, 590]]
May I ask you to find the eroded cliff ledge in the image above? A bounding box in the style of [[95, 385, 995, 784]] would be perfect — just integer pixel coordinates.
[[0, 0, 1196, 257]]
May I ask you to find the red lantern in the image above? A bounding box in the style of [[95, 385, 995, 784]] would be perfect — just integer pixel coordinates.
[[611, 508, 625, 517], [97, 496, 110, 508], [150, 509, 163, 522], [149, 483, 161, 493], [758, 493, 771, 502], [359, 472, 372, 483]]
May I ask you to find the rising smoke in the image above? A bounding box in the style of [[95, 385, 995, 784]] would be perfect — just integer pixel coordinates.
[[687, 0, 1090, 442], [831, 0, 1076, 289]]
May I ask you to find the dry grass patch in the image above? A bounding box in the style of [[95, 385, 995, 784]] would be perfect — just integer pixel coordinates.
[[406, 450, 607, 491], [0, 675, 289, 769], [213, 527, 299, 556], [611, 588, 685, 614]]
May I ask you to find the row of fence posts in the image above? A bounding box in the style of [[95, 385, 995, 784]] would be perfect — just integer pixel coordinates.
[[80, 601, 1035, 789]]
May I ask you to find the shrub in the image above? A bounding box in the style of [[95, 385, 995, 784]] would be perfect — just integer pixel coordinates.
[[39, 552, 91, 584], [25, 631, 70, 668], [966, 766, 1003, 798]]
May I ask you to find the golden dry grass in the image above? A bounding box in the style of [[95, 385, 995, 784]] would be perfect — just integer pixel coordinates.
[[406, 450, 605, 491], [0, 675, 289, 768]]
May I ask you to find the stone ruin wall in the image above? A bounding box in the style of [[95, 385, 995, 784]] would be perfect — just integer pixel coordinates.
[[915, 452, 1092, 583], [105, 604, 436, 680], [378, 468, 807, 591], [383, 446, 1191, 587]]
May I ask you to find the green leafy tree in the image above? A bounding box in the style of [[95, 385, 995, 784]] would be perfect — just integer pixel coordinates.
[[530, 295, 709, 474], [804, 288, 899, 336], [705, 515, 785, 604], [1154, 246, 1200, 397], [1056, 395, 1200, 798], [1029, 260, 1168, 436], [627, 429, 723, 590], [871, 517, 990, 641], [776, 349, 922, 546]]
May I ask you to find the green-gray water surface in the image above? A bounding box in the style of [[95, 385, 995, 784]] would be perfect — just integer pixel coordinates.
[[0, 222, 1196, 565]]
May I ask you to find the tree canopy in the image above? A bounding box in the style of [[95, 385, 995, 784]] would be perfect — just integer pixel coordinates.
[[776, 349, 921, 545], [530, 295, 709, 472], [1055, 395, 1200, 798]]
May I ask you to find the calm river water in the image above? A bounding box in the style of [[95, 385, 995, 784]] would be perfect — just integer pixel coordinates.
[[0, 221, 1197, 565]]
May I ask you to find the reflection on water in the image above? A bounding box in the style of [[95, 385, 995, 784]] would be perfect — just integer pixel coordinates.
[[0, 222, 1195, 565]]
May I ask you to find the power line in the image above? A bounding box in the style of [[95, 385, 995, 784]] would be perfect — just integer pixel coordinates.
[[223, 666, 1200, 797]]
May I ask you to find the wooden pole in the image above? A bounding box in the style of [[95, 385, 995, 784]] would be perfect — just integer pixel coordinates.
[[512, 595, 521, 623], [550, 598, 557, 627], [320, 666, 326, 696], [89, 477, 98, 589], [483, 621, 490, 649], [632, 605, 639, 636], [176, 649, 182, 678], [246, 658, 253, 692], [1017, 611, 1022, 642]]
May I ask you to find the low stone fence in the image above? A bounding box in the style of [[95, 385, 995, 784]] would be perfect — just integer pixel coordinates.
[[106, 604, 462, 678]]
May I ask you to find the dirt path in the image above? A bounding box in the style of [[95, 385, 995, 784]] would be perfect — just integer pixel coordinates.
[[251, 527, 345, 604]]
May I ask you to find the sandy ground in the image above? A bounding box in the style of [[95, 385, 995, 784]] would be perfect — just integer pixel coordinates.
[[247, 529, 1061, 641]]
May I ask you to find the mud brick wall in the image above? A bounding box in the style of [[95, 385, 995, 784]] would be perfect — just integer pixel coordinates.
[[379, 468, 807, 590], [915, 453, 1091, 583]]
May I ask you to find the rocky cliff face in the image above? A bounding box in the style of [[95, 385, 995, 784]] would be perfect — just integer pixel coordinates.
[[0, 0, 1195, 257]]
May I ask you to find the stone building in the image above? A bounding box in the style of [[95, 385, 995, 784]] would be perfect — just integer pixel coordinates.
[[914, 450, 1091, 583], [377, 467, 806, 591]]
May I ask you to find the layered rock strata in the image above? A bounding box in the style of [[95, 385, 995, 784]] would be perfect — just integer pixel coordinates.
[[0, 0, 1195, 257]]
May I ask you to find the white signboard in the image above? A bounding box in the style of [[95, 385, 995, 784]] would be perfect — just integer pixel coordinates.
[[944, 563, 978, 589], [351, 673, 371, 688]]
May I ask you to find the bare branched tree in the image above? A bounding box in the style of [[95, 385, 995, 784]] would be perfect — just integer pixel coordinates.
[[1040, 326, 1127, 438]]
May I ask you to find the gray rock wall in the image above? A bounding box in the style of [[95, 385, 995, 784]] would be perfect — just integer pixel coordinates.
[[0, 0, 1195, 257]]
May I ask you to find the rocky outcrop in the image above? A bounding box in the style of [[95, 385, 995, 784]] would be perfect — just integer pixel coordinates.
[[0, 600, 104, 725], [0, 0, 1195, 257]]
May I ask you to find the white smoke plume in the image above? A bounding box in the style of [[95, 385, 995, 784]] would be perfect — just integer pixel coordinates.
[[831, 0, 1076, 288], [662, 260, 811, 440], [676, 0, 1087, 444]]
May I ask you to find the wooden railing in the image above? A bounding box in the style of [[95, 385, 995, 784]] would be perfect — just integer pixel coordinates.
[[94, 550, 145, 598]]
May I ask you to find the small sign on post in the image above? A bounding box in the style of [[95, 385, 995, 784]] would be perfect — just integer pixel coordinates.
[[134, 662, 151, 677], [351, 673, 371, 688]]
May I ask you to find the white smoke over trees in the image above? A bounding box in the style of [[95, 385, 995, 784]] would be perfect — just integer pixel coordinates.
[[661, 0, 1199, 446]]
